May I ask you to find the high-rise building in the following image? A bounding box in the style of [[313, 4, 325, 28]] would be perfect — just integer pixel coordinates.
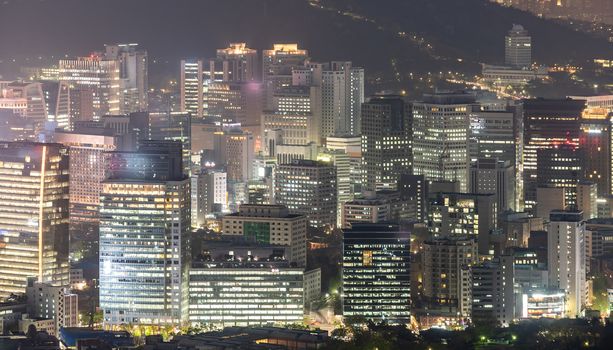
[[536, 143, 585, 207], [326, 135, 362, 196], [104, 43, 148, 112], [99, 142, 190, 326], [191, 170, 227, 228], [422, 237, 478, 320], [547, 210, 586, 318], [470, 158, 516, 212], [361, 94, 412, 192], [262, 44, 309, 109], [398, 174, 428, 223], [342, 224, 410, 325], [577, 181, 598, 220], [41, 81, 71, 130], [428, 192, 497, 254], [579, 107, 611, 196], [505, 24, 532, 68], [149, 112, 191, 175], [207, 81, 263, 127], [0, 81, 48, 135], [470, 256, 514, 326], [262, 86, 319, 145], [413, 92, 477, 192], [0, 142, 70, 300], [53, 131, 118, 242], [59, 56, 121, 119], [275, 159, 337, 228], [221, 204, 307, 267], [523, 98, 584, 210], [318, 149, 352, 226], [293, 61, 364, 138], [180, 59, 203, 118], [215, 43, 258, 82]]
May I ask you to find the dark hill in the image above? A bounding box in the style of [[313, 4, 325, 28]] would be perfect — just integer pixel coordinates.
[[0, 0, 611, 91]]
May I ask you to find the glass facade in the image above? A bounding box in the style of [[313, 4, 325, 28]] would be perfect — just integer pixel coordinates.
[[342, 224, 410, 325], [0, 142, 70, 300], [99, 180, 190, 326]]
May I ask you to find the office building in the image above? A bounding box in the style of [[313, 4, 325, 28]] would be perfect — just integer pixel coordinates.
[[41, 81, 71, 130], [207, 81, 263, 127], [25, 278, 78, 336], [413, 92, 476, 192], [53, 131, 118, 241], [275, 142, 318, 165], [0, 142, 70, 300], [361, 94, 412, 192], [579, 107, 611, 196], [0, 81, 48, 134], [221, 205, 307, 267], [99, 142, 190, 326], [104, 43, 148, 112], [59, 55, 121, 119], [470, 158, 516, 212], [470, 256, 514, 326], [180, 59, 203, 118], [262, 44, 309, 109], [398, 174, 428, 224], [523, 98, 584, 210], [536, 143, 585, 206], [275, 160, 337, 228], [326, 135, 362, 195], [422, 237, 478, 319], [577, 181, 598, 220], [318, 149, 352, 226], [342, 224, 410, 325], [293, 61, 364, 138], [262, 86, 318, 145], [547, 210, 586, 318], [149, 111, 191, 175], [215, 43, 258, 82], [189, 239, 303, 327], [191, 170, 227, 228], [505, 24, 532, 68], [428, 192, 497, 254]]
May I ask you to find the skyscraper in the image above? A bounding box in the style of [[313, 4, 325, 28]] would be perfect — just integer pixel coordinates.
[[215, 43, 259, 82], [53, 130, 118, 243], [342, 224, 410, 325], [579, 107, 611, 196], [413, 92, 476, 192], [505, 24, 532, 68], [59, 55, 121, 119], [523, 98, 584, 210], [547, 210, 586, 318], [262, 44, 309, 109], [470, 256, 515, 326], [99, 141, 190, 326], [470, 158, 516, 212], [104, 43, 148, 112], [0, 142, 70, 300], [537, 143, 585, 207], [275, 159, 337, 228], [361, 94, 412, 192], [180, 59, 203, 118]]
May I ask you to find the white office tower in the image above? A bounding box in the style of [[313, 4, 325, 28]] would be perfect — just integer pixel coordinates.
[[104, 43, 148, 112], [262, 44, 309, 110], [191, 170, 228, 228], [505, 24, 532, 68], [293, 61, 364, 139], [413, 92, 476, 192], [547, 210, 586, 318], [59, 56, 121, 119], [180, 59, 204, 118], [262, 86, 319, 145], [99, 143, 190, 326]]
